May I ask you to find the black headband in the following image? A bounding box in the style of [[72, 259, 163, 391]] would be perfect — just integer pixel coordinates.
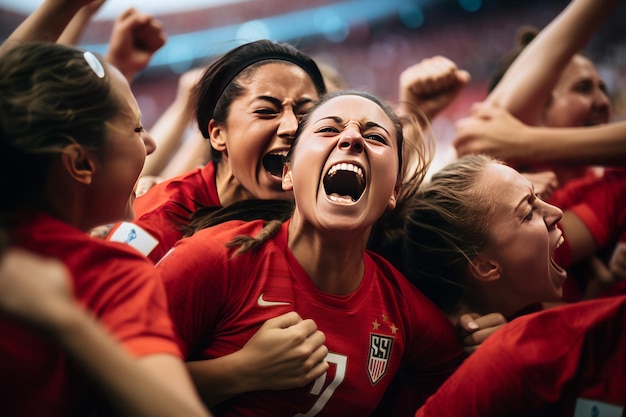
[[201, 50, 326, 137], [217, 51, 325, 100]]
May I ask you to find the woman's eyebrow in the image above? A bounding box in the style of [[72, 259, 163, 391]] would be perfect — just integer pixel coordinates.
[[255, 95, 282, 106], [314, 116, 343, 124], [313, 117, 389, 134], [364, 121, 390, 136], [515, 189, 534, 214]]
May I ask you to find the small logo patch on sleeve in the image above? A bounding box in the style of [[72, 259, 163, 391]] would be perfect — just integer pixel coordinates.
[[109, 222, 159, 256], [574, 398, 623, 417]]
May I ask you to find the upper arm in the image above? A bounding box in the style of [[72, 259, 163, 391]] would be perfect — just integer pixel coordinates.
[[138, 353, 198, 395], [485, 0, 617, 124], [560, 209, 599, 264]]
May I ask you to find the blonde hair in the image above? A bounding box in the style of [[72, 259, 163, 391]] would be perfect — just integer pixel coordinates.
[[403, 154, 497, 314]]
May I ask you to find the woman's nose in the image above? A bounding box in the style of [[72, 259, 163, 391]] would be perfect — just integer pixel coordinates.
[[338, 127, 364, 153], [542, 200, 563, 229], [142, 130, 157, 156], [278, 110, 299, 141]]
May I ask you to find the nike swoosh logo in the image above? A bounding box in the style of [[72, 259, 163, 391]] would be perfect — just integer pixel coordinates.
[[257, 293, 290, 307]]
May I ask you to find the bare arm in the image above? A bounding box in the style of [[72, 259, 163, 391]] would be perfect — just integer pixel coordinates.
[[158, 131, 210, 179], [60, 327, 211, 417], [0, 0, 94, 56], [560, 210, 598, 265], [0, 249, 211, 417], [485, 0, 619, 124], [186, 312, 329, 406], [56, 0, 105, 45], [514, 123, 626, 166], [142, 67, 204, 177], [105, 8, 166, 83], [396, 55, 470, 126], [454, 105, 626, 166]]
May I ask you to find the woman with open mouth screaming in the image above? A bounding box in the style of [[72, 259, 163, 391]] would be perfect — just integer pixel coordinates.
[[405, 156, 625, 417], [107, 39, 326, 264], [156, 90, 465, 416]]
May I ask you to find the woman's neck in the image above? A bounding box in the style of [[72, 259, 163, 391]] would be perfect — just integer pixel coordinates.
[[214, 161, 254, 206], [287, 214, 370, 295]]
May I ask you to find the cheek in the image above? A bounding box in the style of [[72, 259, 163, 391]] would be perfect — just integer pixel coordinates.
[[380, 169, 398, 195], [491, 224, 534, 262], [130, 142, 147, 175], [513, 227, 549, 266], [545, 95, 591, 127], [374, 151, 400, 191], [109, 142, 146, 192], [227, 125, 269, 167]]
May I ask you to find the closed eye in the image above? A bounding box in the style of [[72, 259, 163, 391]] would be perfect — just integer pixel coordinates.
[[524, 205, 537, 221], [365, 133, 388, 144], [573, 80, 594, 95], [295, 103, 315, 120], [315, 126, 340, 134], [599, 81, 609, 96], [254, 108, 279, 116]]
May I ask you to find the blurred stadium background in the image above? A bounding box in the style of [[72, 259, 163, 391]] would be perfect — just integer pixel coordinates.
[[2, 0, 625, 170]]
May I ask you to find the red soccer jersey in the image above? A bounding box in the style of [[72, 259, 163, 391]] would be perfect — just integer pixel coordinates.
[[1, 212, 181, 417], [158, 220, 465, 417], [107, 161, 221, 263], [551, 168, 626, 300], [416, 295, 626, 417], [552, 168, 626, 256]]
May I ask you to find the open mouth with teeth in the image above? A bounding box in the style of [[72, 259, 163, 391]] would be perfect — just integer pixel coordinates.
[[551, 235, 567, 275], [323, 163, 366, 203], [263, 152, 287, 178]]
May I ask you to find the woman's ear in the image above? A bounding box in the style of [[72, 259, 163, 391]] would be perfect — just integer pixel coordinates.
[[60, 144, 95, 185], [468, 255, 502, 282], [387, 185, 400, 210], [282, 163, 293, 191], [209, 119, 227, 153]]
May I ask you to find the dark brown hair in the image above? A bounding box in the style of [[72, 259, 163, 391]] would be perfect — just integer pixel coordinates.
[[193, 40, 327, 163], [0, 42, 119, 217], [186, 90, 431, 258]]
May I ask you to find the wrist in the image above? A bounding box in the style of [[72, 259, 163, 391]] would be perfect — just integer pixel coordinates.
[[228, 348, 261, 394]]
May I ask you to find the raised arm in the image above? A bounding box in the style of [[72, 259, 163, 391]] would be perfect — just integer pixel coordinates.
[[105, 8, 166, 83], [0, 0, 96, 56], [396, 55, 470, 126], [485, 0, 620, 124], [142, 67, 204, 177], [56, 0, 105, 45]]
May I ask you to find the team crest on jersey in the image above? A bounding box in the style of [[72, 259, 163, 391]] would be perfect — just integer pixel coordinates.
[[367, 334, 394, 385]]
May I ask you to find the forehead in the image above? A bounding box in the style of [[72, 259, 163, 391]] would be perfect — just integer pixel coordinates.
[[557, 55, 599, 85], [240, 62, 319, 97], [309, 95, 395, 130], [106, 63, 140, 121], [477, 163, 531, 205]]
